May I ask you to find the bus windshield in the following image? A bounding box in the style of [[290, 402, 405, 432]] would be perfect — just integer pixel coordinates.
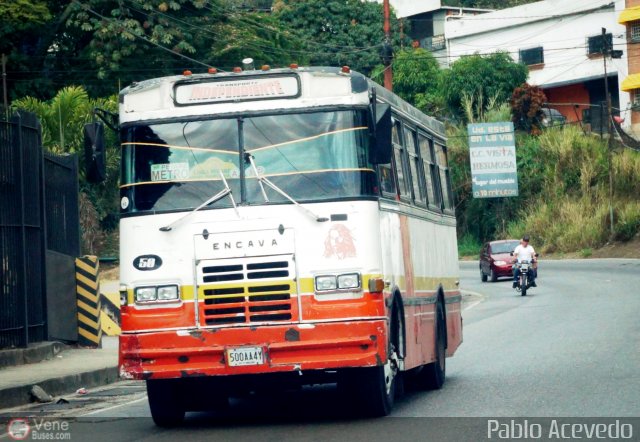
[[120, 110, 376, 212]]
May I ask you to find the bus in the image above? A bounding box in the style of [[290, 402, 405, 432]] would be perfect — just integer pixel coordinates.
[[88, 65, 462, 425]]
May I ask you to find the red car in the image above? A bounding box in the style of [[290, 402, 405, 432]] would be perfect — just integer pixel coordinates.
[[479, 239, 520, 282]]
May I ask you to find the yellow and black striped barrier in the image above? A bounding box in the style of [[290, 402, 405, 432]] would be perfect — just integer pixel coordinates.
[[75, 256, 102, 347], [100, 290, 121, 336]]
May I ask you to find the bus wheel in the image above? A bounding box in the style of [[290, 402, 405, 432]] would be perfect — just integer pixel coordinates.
[[146, 379, 186, 427], [420, 300, 446, 390], [340, 309, 400, 417]]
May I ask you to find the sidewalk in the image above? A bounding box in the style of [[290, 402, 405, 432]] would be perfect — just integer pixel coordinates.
[[0, 337, 118, 409]]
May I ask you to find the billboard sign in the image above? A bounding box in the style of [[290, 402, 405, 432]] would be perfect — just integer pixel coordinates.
[[467, 122, 518, 198]]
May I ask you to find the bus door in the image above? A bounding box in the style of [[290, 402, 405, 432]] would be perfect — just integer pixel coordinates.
[[192, 228, 300, 327]]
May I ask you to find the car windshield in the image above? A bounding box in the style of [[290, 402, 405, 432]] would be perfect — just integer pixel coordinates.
[[491, 241, 519, 254], [120, 110, 376, 212]]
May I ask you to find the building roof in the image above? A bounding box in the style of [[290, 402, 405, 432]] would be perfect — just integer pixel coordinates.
[[373, 0, 491, 19], [447, 0, 615, 39]]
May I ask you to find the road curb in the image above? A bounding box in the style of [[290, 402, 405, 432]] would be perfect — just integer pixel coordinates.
[[0, 366, 119, 409]]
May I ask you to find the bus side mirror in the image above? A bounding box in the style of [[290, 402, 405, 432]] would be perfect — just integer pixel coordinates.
[[370, 103, 392, 164], [84, 122, 106, 183]]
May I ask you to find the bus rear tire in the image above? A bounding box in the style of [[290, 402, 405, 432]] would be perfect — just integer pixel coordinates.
[[419, 300, 446, 390], [146, 379, 186, 427]]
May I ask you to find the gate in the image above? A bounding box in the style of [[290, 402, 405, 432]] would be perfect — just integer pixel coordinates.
[[44, 151, 80, 342], [0, 112, 47, 348], [0, 112, 80, 348]]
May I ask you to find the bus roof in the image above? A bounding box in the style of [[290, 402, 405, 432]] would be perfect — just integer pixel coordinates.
[[119, 66, 445, 140]]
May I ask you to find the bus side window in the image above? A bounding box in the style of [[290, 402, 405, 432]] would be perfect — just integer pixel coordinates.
[[405, 127, 426, 205], [435, 141, 454, 212], [392, 120, 411, 201], [378, 163, 396, 195], [418, 134, 440, 211]]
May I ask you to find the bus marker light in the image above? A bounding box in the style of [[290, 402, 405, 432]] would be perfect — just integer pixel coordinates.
[[341, 66, 351, 74], [368, 278, 385, 293], [233, 67, 242, 73], [208, 67, 217, 74], [183, 70, 192, 76], [289, 63, 299, 69], [261, 65, 270, 71]]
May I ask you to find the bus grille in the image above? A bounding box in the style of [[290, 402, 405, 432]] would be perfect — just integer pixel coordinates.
[[198, 256, 296, 326]]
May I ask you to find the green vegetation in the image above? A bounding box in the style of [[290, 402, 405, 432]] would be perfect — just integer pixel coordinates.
[[450, 121, 640, 256], [12, 87, 120, 255]]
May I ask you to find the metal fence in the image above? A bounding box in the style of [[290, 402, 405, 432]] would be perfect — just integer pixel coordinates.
[[0, 112, 47, 348]]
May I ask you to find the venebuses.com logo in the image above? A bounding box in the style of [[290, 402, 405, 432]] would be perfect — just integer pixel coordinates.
[[6, 418, 71, 440], [7, 419, 30, 440]]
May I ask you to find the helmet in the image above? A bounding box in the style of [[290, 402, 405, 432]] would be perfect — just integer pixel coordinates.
[[522, 235, 530, 242]]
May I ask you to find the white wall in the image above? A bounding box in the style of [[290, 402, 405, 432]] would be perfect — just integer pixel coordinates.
[[373, 0, 441, 19]]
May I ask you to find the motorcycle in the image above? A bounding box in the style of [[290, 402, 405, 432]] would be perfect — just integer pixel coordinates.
[[511, 253, 539, 296]]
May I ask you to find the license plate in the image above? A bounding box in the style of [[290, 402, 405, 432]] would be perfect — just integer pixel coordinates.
[[226, 346, 265, 367]]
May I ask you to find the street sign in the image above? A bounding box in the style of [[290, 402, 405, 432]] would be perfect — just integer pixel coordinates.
[[467, 122, 518, 198]]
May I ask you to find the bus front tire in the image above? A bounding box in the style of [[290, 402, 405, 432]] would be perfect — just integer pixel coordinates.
[[146, 379, 186, 427]]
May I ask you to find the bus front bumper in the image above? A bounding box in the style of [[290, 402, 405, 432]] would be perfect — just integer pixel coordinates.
[[119, 319, 387, 380]]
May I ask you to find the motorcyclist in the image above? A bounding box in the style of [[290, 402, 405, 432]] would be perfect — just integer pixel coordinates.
[[512, 235, 537, 288]]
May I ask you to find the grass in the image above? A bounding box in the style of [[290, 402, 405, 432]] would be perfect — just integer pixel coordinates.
[[459, 125, 640, 255], [458, 233, 481, 258]]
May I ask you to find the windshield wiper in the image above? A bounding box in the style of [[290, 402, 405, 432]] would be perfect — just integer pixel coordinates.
[[159, 172, 239, 232], [246, 153, 328, 223]]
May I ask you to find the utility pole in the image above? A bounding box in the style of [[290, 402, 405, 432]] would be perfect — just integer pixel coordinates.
[[602, 28, 615, 237], [382, 0, 393, 91]]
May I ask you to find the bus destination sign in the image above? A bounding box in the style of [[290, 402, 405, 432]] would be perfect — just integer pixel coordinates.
[[175, 76, 299, 105]]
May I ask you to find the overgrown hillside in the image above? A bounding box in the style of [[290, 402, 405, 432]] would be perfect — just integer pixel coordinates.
[[449, 125, 640, 256]]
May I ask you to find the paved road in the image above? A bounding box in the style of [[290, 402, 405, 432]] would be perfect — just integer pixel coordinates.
[[3, 259, 639, 441]]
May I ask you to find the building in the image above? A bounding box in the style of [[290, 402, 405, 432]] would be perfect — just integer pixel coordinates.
[[618, 0, 640, 138], [444, 0, 627, 135], [376, 1, 492, 67]]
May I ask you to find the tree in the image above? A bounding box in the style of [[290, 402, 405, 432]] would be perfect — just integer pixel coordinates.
[[372, 48, 443, 115], [12, 86, 120, 254], [272, 0, 409, 75], [511, 83, 547, 135], [441, 51, 527, 122]]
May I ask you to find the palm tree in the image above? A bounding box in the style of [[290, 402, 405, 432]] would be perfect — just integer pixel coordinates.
[[12, 86, 119, 255]]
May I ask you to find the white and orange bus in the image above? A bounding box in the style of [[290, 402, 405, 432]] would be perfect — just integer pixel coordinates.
[[98, 65, 461, 425]]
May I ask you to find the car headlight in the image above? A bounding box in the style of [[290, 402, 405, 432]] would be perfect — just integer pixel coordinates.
[[494, 260, 507, 266], [157, 285, 179, 301], [315, 275, 337, 291], [135, 287, 157, 303], [337, 273, 360, 289]]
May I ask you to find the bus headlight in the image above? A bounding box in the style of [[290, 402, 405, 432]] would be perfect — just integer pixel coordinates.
[[135, 287, 157, 302], [315, 273, 361, 293], [134, 285, 180, 303], [157, 285, 179, 301], [315, 276, 337, 291], [337, 273, 360, 289]]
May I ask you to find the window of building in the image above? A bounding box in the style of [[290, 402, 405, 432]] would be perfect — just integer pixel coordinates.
[[587, 33, 612, 56], [633, 89, 640, 107], [631, 22, 640, 43], [519, 46, 544, 66]]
